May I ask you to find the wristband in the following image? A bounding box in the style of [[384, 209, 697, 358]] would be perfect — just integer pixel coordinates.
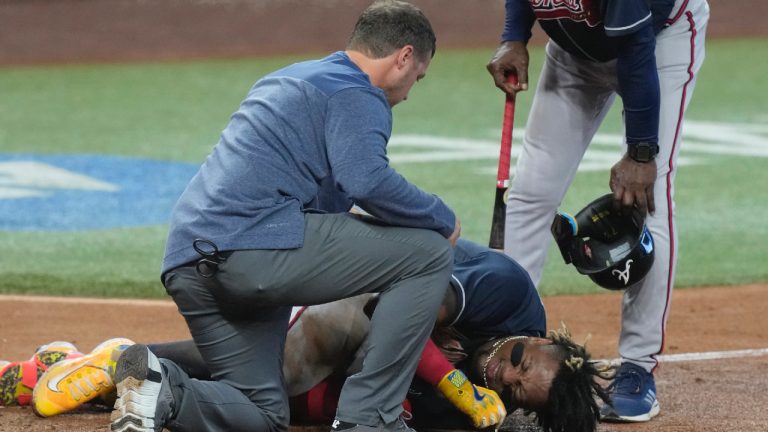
[[628, 142, 659, 163]]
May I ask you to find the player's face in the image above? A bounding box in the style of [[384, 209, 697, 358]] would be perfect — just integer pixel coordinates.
[[471, 336, 560, 410]]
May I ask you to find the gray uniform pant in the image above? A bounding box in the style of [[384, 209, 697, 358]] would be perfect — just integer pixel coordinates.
[[161, 213, 453, 431], [504, 0, 709, 372]]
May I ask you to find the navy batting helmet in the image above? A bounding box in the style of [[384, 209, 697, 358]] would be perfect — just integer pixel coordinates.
[[550, 194, 654, 290]]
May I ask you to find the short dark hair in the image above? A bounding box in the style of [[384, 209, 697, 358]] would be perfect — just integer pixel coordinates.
[[532, 326, 611, 432], [347, 0, 436, 60]]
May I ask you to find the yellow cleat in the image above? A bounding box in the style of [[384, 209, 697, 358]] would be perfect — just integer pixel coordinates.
[[32, 338, 134, 417], [0, 360, 37, 406], [33, 341, 81, 368], [0, 341, 81, 407]]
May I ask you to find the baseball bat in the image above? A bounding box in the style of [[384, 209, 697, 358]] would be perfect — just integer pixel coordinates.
[[488, 74, 518, 250]]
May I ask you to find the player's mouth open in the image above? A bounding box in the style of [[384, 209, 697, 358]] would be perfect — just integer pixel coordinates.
[[485, 357, 502, 388]]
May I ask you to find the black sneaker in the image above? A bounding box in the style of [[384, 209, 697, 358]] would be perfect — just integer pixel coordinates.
[[110, 344, 174, 432]]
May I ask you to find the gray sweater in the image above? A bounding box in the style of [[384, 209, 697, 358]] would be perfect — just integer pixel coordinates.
[[162, 51, 456, 274]]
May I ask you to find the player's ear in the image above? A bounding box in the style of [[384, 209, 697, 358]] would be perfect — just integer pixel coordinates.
[[395, 45, 415, 69]]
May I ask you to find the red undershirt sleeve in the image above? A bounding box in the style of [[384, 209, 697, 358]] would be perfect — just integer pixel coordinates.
[[416, 338, 456, 385]]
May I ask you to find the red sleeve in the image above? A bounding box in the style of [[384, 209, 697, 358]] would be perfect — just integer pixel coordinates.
[[415, 338, 455, 385], [289, 377, 344, 423]]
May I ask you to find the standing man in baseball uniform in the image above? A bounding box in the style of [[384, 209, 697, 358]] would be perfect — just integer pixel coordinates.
[[109, 2, 460, 432], [486, 0, 709, 423]]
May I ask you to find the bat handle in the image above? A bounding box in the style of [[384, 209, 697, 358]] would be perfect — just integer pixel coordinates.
[[496, 74, 517, 186], [490, 73, 518, 251]]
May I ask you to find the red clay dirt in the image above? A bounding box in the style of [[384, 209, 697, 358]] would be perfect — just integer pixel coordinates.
[[1, 284, 767, 432], [0, 0, 765, 66]]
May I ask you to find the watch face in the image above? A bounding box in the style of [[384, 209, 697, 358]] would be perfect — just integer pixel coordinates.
[[630, 143, 658, 162]]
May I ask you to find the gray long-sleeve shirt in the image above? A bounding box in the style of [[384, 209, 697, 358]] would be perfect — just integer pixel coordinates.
[[162, 51, 456, 274]]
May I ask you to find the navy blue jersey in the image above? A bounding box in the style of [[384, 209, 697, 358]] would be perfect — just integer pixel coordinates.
[[503, 0, 675, 61], [447, 239, 547, 351], [408, 239, 547, 429], [502, 0, 674, 145]]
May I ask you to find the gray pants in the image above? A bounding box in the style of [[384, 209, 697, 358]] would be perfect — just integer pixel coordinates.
[[504, 0, 709, 372], [161, 213, 453, 432]]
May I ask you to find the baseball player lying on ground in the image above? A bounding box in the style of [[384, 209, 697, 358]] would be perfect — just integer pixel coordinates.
[[1, 239, 610, 432]]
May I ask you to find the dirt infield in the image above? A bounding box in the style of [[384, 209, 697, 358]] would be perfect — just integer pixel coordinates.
[[1, 0, 766, 66], [1, 284, 767, 431]]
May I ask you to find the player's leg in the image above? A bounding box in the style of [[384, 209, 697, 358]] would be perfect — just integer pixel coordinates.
[[143, 296, 372, 398], [289, 375, 347, 424], [606, 0, 710, 422], [123, 213, 451, 432], [145, 267, 293, 432], [619, 0, 709, 380], [212, 212, 452, 428], [33, 338, 133, 417], [0, 342, 81, 408], [26, 297, 369, 425], [282, 296, 372, 397], [504, 41, 616, 285], [146, 340, 210, 381]]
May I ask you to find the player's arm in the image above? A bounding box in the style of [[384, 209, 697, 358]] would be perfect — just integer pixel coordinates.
[[417, 338, 506, 429], [607, 1, 660, 214], [487, 0, 536, 94], [366, 287, 506, 428]]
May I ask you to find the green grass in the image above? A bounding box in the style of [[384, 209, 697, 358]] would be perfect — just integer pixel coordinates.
[[0, 228, 168, 297], [0, 39, 766, 298]]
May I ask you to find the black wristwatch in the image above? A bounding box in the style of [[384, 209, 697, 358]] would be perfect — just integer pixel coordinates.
[[628, 142, 659, 163]]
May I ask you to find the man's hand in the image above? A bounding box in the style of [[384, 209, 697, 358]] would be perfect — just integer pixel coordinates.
[[437, 369, 507, 429], [610, 154, 657, 215], [448, 217, 461, 247], [487, 41, 529, 94]]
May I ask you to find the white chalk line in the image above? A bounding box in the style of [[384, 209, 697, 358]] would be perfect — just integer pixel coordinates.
[[597, 348, 768, 368], [387, 120, 768, 174], [657, 348, 768, 362], [0, 294, 175, 308]]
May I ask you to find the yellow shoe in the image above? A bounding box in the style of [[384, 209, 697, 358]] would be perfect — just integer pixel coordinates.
[[33, 341, 82, 368], [0, 361, 36, 406], [0, 341, 81, 407], [32, 338, 134, 417]]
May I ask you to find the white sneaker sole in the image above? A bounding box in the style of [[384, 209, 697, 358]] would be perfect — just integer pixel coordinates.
[[110, 346, 162, 432], [605, 399, 660, 422]]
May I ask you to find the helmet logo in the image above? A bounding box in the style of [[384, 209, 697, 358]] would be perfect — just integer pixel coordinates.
[[640, 227, 654, 254], [612, 259, 634, 285]]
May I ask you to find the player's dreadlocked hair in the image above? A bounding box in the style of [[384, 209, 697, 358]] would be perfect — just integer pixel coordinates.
[[531, 325, 612, 432]]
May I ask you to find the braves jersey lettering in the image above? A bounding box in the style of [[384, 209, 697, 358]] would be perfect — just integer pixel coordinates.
[[529, 0, 601, 27], [502, 0, 675, 62]]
